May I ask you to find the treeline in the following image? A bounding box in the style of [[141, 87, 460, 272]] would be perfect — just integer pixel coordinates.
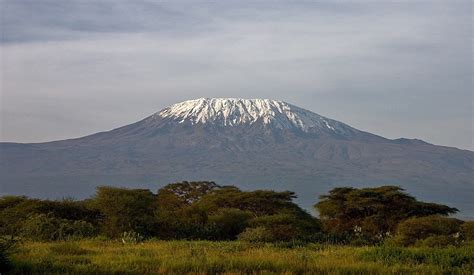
[[0, 182, 473, 246]]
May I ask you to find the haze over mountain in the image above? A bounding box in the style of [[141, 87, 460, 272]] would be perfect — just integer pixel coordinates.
[[1, 98, 473, 217]]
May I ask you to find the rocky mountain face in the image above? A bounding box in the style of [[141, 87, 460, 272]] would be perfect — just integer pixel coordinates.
[[1, 98, 473, 217]]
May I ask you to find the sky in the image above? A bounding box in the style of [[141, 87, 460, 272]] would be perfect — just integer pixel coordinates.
[[0, 0, 472, 150]]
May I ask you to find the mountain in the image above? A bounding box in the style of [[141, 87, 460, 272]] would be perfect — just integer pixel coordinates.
[[1, 98, 473, 217]]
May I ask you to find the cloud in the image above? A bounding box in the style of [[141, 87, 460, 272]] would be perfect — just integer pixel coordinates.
[[0, 0, 472, 150]]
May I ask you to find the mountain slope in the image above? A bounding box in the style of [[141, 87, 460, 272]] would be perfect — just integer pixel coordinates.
[[1, 98, 473, 217]]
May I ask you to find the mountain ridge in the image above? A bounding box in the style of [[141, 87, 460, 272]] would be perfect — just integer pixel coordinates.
[[1, 98, 473, 217]]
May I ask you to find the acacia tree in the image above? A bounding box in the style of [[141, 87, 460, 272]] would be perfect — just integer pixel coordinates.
[[95, 186, 156, 237], [197, 186, 300, 217], [198, 186, 321, 241], [314, 186, 458, 238], [154, 181, 221, 239], [156, 181, 220, 208]]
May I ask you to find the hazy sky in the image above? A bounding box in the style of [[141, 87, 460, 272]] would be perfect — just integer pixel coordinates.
[[1, 0, 472, 150]]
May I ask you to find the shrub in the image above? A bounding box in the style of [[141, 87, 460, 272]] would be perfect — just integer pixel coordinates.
[[238, 227, 274, 242], [21, 213, 98, 241], [206, 208, 253, 240], [460, 221, 474, 242], [0, 196, 100, 238], [394, 215, 463, 246], [21, 213, 59, 241], [237, 213, 320, 243]]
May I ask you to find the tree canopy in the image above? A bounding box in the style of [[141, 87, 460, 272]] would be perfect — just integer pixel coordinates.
[[315, 186, 458, 238], [94, 186, 156, 237], [0, 182, 464, 246]]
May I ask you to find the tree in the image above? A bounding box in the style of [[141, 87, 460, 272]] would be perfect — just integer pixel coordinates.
[[94, 186, 156, 237], [157, 181, 220, 208], [154, 181, 219, 239], [206, 208, 253, 240], [155, 182, 320, 240], [199, 186, 321, 242], [197, 187, 301, 217], [314, 186, 458, 239]]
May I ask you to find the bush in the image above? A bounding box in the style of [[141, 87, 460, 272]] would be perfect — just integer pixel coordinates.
[[21, 213, 98, 241], [394, 215, 463, 246], [460, 221, 474, 242], [238, 227, 274, 242], [0, 196, 100, 238], [206, 208, 252, 240], [237, 213, 320, 243]]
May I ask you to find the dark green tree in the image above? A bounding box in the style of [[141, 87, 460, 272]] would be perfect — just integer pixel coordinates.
[[94, 186, 156, 237], [199, 186, 321, 241], [206, 208, 253, 240], [154, 181, 220, 239], [314, 186, 458, 238], [197, 186, 301, 217]]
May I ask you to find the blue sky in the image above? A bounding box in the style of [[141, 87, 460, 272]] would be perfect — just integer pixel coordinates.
[[1, 0, 472, 150]]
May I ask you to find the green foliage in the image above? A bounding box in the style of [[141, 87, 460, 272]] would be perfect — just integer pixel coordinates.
[[154, 182, 317, 241], [0, 183, 467, 247], [0, 196, 99, 240], [95, 186, 156, 237], [198, 187, 300, 216], [20, 213, 97, 241], [394, 215, 463, 247], [0, 196, 45, 236], [207, 208, 253, 240], [461, 221, 474, 242], [154, 182, 219, 239], [315, 186, 458, 240]]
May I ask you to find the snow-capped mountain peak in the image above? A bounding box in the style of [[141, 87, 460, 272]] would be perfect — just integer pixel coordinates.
[[155, 98, 351, 133]]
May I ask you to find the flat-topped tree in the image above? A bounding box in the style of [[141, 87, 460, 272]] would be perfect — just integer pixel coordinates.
[[314, 186, 458, 238]]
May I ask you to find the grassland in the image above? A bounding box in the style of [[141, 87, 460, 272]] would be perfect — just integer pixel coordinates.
[[7, 240, 474, 274]]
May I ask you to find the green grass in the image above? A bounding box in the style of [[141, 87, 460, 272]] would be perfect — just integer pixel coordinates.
[[7, 240, 474, 274]]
